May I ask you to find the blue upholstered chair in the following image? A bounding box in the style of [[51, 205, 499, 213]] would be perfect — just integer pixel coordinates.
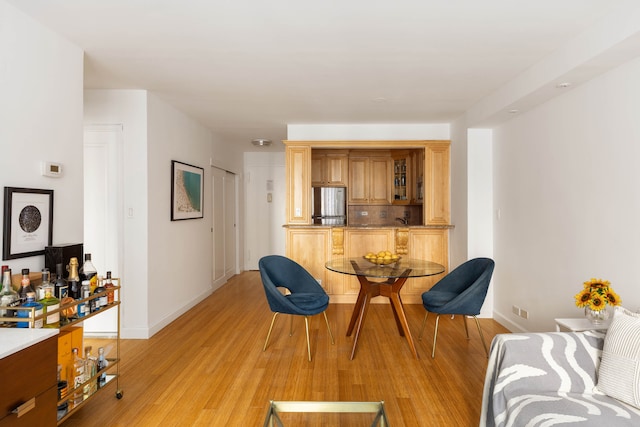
[[418, 257, 495, 358], [258, 255, 334, 361]]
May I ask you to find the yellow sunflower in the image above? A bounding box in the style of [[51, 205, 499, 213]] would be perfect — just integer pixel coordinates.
[[589, 294, 606, 311], [574, 289, 592, 308], [605, 289, 621, 306]]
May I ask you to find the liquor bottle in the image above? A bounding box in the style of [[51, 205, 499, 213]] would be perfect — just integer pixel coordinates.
[[93, 277, 107, 311], [67, 257, 81, 299], [35, 269, 47, 301], [54, 263, 69, 299], [57, 364, 69, 420], [77, 280, 91, 318], [72, 348, 85, 407], [97, 347, 108, 388], [80, 253, 98, 293], [104, 271, 115, 305], [1, 268, 18, 321], [18, 269, 36, 303], [83, 346, 97, 398], [39, 281, 60, 328], [16, 292, 43, 328]]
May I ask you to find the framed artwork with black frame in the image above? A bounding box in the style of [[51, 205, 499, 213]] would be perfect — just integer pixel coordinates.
[[171, 160, 204, 220], [3, 187, 54, 260]]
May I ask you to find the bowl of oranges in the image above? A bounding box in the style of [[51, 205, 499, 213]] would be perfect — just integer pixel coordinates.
[[363, 250, 400, 265]]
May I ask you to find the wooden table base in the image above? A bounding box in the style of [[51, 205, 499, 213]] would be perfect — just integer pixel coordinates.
[[346, 265, 417, 360]]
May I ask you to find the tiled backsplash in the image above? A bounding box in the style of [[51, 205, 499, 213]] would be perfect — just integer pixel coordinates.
[[347, 205, 423, 226]]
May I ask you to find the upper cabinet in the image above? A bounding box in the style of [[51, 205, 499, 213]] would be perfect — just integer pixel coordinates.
[[311, 150, 348, 187], [286, 145, 312, 224], [348, 153, 392, 205], [424, 142, 450, 224], [284, 141, 450, 226]]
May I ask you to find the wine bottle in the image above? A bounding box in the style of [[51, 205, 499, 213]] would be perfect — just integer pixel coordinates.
[[67, 257, 81, 299]]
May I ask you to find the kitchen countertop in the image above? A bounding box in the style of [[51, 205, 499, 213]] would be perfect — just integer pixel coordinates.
[[283, 224, 454, 229], [0, 328, 59, 359]]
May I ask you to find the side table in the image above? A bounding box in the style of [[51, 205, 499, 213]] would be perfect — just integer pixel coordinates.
[[554, 317, 611, 332]]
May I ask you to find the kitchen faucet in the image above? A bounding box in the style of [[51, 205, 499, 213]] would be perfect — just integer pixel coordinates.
[[395, 217, 408, 225]]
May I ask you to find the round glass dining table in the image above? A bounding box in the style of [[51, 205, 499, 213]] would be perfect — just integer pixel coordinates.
[[325, 257, 445, 360]]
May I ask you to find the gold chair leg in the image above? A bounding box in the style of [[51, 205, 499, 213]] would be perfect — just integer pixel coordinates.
[[432, 314, 441, 358], [463, 315, 470, 339], [304, 316, 312, 362], [418, 311, 429, 340], [323, 311, 335, 345], [263, 312, 279, 352], [473, 316, 489, 358]]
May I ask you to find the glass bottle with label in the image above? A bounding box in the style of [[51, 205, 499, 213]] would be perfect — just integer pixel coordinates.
[[104, 271, 115, 305], [39, 282, 60, 328], [77, 280, 91, 318], [72, 348, 85, 407], [93, 277, 107, 311], [18, 269, 36, 303], [83, 346, 97, 398], [1, 268, 18, 321], [54, 263, 69, 300], [16, 292, 43, 328], [67, 258, 81, 299], [35, 268, 49, 301], [97, 347, 108, 388], [80, 253, 98, 293]]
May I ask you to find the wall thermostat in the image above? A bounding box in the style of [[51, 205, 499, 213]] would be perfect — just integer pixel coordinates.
[[41, 161, 63, 178]]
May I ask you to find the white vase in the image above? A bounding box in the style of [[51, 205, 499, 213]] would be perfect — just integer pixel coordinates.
[[585, 306, 610, 325]]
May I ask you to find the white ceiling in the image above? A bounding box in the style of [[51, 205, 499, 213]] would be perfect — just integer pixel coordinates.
[[6, 0, 636, 151]]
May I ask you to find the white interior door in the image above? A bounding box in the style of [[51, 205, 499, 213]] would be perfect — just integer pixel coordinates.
[[83, 124, 123, 335], [224, 172, 237, 277], [211, 167, 237, 289]]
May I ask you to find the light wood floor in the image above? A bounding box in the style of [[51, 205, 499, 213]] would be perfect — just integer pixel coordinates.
[[62, 271, 509, 426]]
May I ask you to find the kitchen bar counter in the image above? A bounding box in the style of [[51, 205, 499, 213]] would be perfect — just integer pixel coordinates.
[[0, 328, 58, 359]]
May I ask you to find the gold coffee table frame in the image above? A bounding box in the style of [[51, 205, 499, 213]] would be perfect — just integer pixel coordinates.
[[263, 401, 389, 427]]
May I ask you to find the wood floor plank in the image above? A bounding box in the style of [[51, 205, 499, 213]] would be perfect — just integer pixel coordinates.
[[61, 271, 509, 426]]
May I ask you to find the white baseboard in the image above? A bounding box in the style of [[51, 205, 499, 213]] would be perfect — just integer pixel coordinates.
[[493, 310, 528, 333], [146, 287, 214, 338]]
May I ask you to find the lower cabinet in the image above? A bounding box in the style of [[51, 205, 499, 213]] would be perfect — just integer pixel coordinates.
[[0, 336, 58, 427], [285, 226, 449, 304]]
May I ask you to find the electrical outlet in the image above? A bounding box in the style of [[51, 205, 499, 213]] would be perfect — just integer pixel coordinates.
[[512, 305, 520, 316], [379, 211, 387, 218], [520, 309, 529, 319], [360, 211, 368, 216]]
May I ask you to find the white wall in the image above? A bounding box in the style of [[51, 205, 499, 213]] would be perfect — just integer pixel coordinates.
[[243, 152, 286, 270], [492, 56, 640, 332], [288, 124, 450, 141], [0, 1, 84, 273], [84, 90, 149, 338], [146, 93, 214, 335]]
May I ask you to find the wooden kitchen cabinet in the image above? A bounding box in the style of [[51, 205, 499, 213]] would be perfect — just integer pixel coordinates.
[[403, 228, 449, 294], [311, 150, 348, 187], [286, 145, 312, 224], [285, 227, 345, 296], [424, 143, 450, 224], [348, 154, 392, 205], [0, 335, 57, 427]]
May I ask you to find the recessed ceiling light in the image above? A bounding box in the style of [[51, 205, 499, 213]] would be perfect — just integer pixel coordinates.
[[508, 109, 519, 114], [556, 82, 571, 89], [251, 139, 272, 146]]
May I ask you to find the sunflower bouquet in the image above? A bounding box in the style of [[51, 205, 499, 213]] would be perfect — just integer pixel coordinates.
[[574, 278, 621, 311]]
